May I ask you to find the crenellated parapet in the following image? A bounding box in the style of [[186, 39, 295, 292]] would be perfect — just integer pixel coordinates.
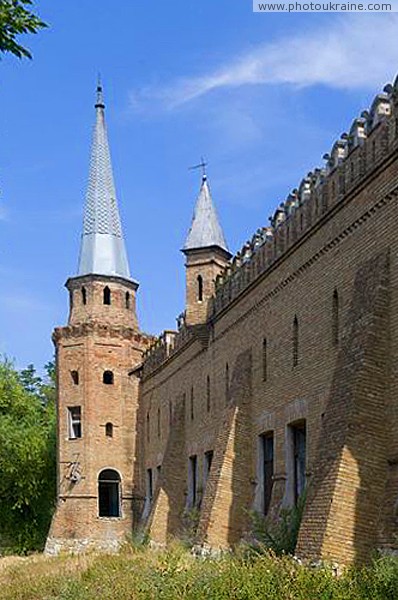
[[211, 80, 398, 316], [141, 79, 398, 377]]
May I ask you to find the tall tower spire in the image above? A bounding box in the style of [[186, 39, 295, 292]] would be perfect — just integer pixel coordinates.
[[78, 82, 131, 279]]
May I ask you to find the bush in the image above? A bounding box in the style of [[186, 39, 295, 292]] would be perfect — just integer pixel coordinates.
[[248, 493, 306, 556]]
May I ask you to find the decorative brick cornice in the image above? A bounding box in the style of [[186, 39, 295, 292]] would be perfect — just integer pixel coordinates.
[[53, 321, 154, 347]]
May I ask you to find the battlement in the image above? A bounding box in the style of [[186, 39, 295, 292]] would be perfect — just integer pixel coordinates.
[[142, 79, 398, 377], [212, 81, 397, 315]]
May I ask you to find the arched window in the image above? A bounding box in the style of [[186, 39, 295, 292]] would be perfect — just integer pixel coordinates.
[[293, 316, 299, 368], [197, 275, 203, 302], [82, 287, 87, 305], [71, 370, 79, 385], [125, 291, 130, 309], [103, 370, 114, 385], [103, 286, 111, 305], [105, 422, 113, 437], [206, 375, 211, 413], [225, 363, 229, 405], [332, 289, 339, 346], [98, 469, 121, 517], [262, 338, 267, 382]]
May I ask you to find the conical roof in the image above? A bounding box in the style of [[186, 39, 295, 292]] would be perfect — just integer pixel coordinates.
[[184, 175, 229, 253], [78, 83, 131, 279]]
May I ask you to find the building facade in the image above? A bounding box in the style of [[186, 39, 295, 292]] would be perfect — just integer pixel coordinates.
[[47, 80, 398, 564]]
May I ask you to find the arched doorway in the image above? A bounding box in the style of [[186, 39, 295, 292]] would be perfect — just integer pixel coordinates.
[[98, 469, 121, 517]]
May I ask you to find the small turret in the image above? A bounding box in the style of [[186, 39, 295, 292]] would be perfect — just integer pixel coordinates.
[[182, 173, 231, 325]]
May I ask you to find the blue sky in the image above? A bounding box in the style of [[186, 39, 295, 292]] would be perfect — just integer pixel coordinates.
[[1, 3, 398, 371]]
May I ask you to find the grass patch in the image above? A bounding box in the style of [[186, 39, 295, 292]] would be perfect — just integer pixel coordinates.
[[1, 544, 398, 599]]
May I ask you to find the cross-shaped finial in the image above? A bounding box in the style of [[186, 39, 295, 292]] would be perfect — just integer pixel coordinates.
[[189, 156, 208, 179]]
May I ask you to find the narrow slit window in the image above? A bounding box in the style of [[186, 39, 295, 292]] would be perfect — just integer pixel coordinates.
[[82, 287, 87, 305], [103, 370, 114, 385], [125, 291, 130, 309], [225, 363, 229, 405], [260, 432, 274, 515], [157, 407, 161, 438], [105, 422, 113, 437], [67, 406, 82, 439], [262, 338, 267, 381], [103, 286, 111, 305], [332, 289, 339, 346], [190, 386, 194, 421], [197, 275, 203, 302], [206, 375, 211, 413], [204, 450, 214, 487], [291, 422, 306, 505], [71, 370, 79, 385], [188, 455, 198, 508], [293, 316, 299, 368], [146, 411, 150, 443], [146, 468, 153, 503]]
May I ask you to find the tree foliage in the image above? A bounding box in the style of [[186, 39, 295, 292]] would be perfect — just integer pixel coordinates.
[[0, 357, 56, 553], [0, 0, 47, 59]]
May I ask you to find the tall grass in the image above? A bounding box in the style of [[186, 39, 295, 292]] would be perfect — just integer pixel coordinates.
[[1, 544, 398, 600]]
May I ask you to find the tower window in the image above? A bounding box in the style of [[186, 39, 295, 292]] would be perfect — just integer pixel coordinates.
[[190, 386, 194, 421], [71, 370, 79, 385], [146, 468, 153, 503], [98, 469, 121, 517], [103, 286, 111, 305], [103, 370, 114, 385], [197, 275, 203, 302], [206, 375, 211, 413], [157, 407, 161, 438], [82, 287, 87, 305], [125, 291, 130, 309], [293, 316, 299, 368], [332, 289, 339, 346], [105, 422, 113, 437], [67, 406, 82, 439], [146, 411, 150, 443], [262, 338, 267, 382]]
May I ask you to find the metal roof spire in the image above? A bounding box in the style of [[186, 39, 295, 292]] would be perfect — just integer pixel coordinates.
[[77, 82, 131, 279], [183, 172, 229, 253]]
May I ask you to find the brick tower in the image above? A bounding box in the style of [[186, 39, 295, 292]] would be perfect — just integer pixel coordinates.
[[182, 173, 231, 325], [45, 84, 150, 554]]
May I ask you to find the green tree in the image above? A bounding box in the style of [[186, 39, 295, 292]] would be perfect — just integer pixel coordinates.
[[0, 0, 47, 59], [0, 357, 56, 553]]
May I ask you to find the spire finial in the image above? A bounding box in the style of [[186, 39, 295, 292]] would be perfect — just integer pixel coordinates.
[[95, 74, 105, 109], [189, 156, 208, 181]]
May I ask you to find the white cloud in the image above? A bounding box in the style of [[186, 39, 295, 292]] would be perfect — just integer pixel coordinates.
[[131, 14, 398, 108]]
